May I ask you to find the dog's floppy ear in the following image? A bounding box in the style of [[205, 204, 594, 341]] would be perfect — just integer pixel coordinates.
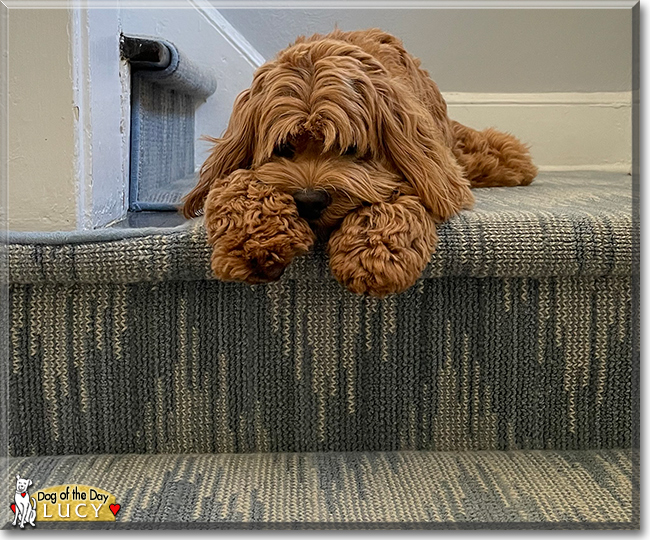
[[28, 480, 32, 487], [16, 474, 20, 480], [376, 82, 473, 222], [182, 89, 256, 218]]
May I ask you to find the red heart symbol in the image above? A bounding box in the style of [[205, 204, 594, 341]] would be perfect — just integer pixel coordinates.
[[109, 504, 120, 517], [10, 503, 15, 514]]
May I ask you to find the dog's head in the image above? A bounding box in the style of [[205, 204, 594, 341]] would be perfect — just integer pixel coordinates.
[[15, 475, 32, 493], [183, 33, 467, 236]]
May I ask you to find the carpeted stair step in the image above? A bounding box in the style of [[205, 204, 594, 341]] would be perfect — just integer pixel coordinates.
[[2, 449, 638, 528], [6, 171, 637, 456], [122, 36, 217, 211]]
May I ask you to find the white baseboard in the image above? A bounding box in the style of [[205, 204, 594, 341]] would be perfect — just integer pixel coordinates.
[[444, 92, 632, 107], [444, 92, 632, 174], [536, 164, 631, 173]]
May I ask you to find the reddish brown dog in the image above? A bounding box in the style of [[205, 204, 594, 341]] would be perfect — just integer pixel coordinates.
[[183, 29, 537, 297]]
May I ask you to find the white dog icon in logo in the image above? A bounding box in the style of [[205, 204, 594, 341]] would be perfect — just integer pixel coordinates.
[[11, 475, 36, 528]]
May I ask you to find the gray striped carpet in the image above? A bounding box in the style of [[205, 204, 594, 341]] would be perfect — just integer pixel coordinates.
[[7, 172, 636, 456], [4, 170, 637, 528]]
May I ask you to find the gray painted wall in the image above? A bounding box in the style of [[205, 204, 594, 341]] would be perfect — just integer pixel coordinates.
[[218, 8, 632, 93]]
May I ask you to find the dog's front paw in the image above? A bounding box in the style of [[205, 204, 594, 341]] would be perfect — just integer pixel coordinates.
[[204, 170, 316, 283], [328, 196, 437, 297], [212, 233, 312, 284]]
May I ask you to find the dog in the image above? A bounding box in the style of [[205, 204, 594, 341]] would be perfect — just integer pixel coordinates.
[[183, 29, 537, 297], [12, 475, 36, 528]]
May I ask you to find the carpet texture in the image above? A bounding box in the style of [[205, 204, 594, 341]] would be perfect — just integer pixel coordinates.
[[128, 40, 217, 211], [1, 449, 637, 528], [6, 171, 636, 456], [7, 274, 633, 456], [8, 171, 634, 282]]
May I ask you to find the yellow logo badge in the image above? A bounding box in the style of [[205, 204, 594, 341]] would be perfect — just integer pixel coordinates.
[[13, 483, 120, 524]]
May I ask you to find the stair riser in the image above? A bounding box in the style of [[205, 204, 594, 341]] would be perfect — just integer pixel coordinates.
[[9, 274, 633, 456]]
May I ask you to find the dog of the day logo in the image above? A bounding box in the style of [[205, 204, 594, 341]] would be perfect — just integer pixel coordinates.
[[10, 476, 121, 526], [11, 476, 36, 528]]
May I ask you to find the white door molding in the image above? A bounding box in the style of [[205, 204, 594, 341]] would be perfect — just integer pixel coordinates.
[[70, 4, 130, 229]]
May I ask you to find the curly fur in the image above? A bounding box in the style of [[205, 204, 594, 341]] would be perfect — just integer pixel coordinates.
[[204, 170, 315, 283], [184, 28, 537, 297], [328, 194, 437, 296]]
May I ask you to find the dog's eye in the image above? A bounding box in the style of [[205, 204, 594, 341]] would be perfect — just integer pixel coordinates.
[[343, 145, 358, 157], [273, 142, 295, 159]]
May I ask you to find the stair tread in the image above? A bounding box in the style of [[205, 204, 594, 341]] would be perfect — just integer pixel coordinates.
[[3, 449, 637, 528], [8, 170, 635, 284]]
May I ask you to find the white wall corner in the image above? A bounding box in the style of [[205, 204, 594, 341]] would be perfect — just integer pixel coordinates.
[[70, 7, 93, 230], [71, 5, 130, 230]]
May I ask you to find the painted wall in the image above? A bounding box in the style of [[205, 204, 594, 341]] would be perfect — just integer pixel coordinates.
[[7, 3, 258, 231], [8, 9, 78, 231], [216, 8, 633, 173], [6, 5, 634, 232], [218, 8, 633, 93]]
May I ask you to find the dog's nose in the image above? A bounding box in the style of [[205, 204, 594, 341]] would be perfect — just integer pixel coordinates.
[[293, 189, 331, 220]]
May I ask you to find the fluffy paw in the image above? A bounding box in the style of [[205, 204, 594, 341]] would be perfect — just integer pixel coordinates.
[[327, 196, 437, 297], [204, 170, 316, 283], [452, 121, 537, 188]]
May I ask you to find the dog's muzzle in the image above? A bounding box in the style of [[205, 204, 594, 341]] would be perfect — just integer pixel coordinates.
[[293, 189, 331, 220]]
